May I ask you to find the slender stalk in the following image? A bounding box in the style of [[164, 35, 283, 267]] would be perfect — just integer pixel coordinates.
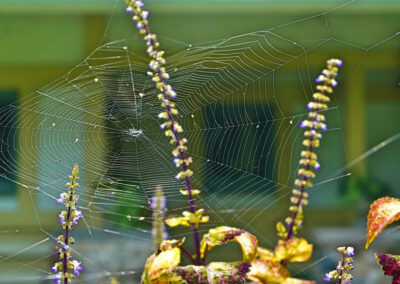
[[285, 59, 342, 243], [285, 95, 324, 241], [63, 192, 74, 284], [126, 1, 202, 264], [337, 251, 346, 284]]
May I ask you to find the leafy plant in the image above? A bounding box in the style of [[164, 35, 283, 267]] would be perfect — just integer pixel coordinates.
[[125, 0, 343, 283], [365, 197, 400, 283]]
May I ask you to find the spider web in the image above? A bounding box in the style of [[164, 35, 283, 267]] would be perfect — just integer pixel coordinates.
[[0, 0, 399, 283]]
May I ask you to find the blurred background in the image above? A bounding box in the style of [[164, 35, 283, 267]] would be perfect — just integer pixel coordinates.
[[0, 0, 399, 283]]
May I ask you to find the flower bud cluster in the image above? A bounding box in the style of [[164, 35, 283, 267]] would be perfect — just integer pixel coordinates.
[[125, 0, 198, 197], [323, 246, 354, 283], [52, 163, 83, 283], [285, 59, 342, 240]]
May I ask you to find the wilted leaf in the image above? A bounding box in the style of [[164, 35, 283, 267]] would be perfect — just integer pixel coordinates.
[[366, 197, 400, 249], [274, 238, 313, 263], [200, 226, 258, 261], [375, 253, 400, 283], [141, 239, 185, 284], [173, 262, 250, 283], [247, 259, 290, 284]]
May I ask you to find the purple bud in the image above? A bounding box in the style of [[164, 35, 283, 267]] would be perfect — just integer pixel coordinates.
[[137, 22, 144, 30], [58, 213, 65, 223], [315, 75, 324, 83], [72, 261, 83, 275], [125, 6, 132, 13], [323, 274, 331, 282], [315, 162, 320, 171], [149, 197, 156, 210], [337, 59, 343, 67], [347, 247, 355, 257], [142, 11, 149, 20], [299, 121, 307, 128], [321, 124, 328, 131], [307, 102, 313, 110]]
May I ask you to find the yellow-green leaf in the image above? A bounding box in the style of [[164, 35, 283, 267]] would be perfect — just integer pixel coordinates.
[[141, 239, 184, 284], [257, 247, 276, 262], [165, 216, 190, 227], [366, 197, 400, 249], [247, 259, 290, 283], [200, 226, 258, 261], [274, 238, 313, 263]]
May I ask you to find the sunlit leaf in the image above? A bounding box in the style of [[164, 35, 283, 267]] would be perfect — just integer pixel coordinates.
[[141, 239, 184, 284], [274, 238, 313, 263], [375, 253, 400, 283], [247, 259, 290, 283], [173, 262, 250, 283], [257, 247, 276, 262], [165, 216, 190, 227], [200, 226, 258, 261], [366, 197, 400, 249]]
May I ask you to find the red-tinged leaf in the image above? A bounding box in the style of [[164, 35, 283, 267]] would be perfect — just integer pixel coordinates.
[[366, 197, 400, 249], [375, 253, 400, 283], [172, 262, 250, 283]]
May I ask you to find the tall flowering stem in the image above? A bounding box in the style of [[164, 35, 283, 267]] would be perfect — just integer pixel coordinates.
[[284, 59, 342, 241], [52, 163, 84, 283], [125, 0, 207, 264], [323, 246, 354, 284]]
